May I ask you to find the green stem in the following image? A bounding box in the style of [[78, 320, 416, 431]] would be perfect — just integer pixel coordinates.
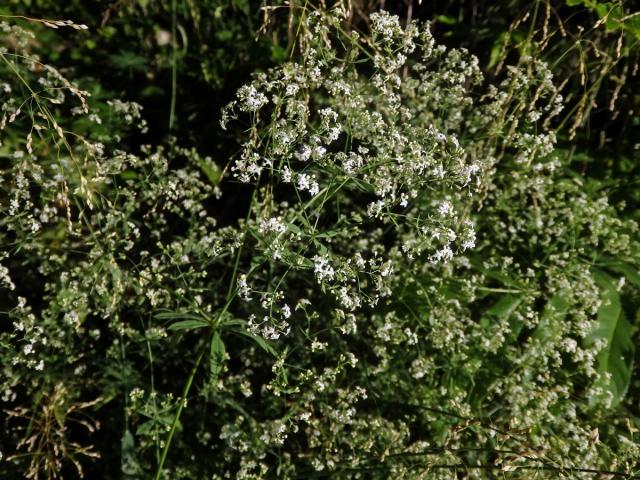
[[153, 341, 207, 480], [154, 187, 256, 478], [169, 0, 178, 129]]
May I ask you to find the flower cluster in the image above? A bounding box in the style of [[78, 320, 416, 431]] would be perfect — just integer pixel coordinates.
[[1, 7, 639, 480]]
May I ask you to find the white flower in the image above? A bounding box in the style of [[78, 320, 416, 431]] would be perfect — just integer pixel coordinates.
[[327, 127, 341, 142], [285, 84, 299, 96], [298, 145, 312, 162], [258, 217, 286, 235], [282, 166, 292, 183], [237, 274, 252, 300], [313, 255, 335, 282], [461, 238, 475, 250], [309, 180, 320, 196], [297, 173, 310, 191], [237, 84, 268, 111], [430, 245, 454, 264], [437, 200, 454, 217], [314, 145, 326, 158]]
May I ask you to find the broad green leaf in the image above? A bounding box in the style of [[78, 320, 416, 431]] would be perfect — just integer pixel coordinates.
[[626, 14, 640, 40], [314, 240, 329, 256], [120, 429, 139, 476], [209, 331, 226, 380], [607, 261, 640, 288], [167, 319, 210, 331], [216, 30, 234, 42], [135, 421, 153, 436], [585, 270, 635, 407], [594, 2, 623, 31], [286, 222, 302, 235], [485, 295, 522, 317]]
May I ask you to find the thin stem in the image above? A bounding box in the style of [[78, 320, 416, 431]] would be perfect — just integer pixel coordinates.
[[153, 340, 207, 480], [143, 316, 160, 464], [169, 0, 178, 130], [153, 187, 256, 478]]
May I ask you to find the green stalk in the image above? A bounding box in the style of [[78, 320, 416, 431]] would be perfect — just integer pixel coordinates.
[[169, 0, 178, 129], [153, 340, 207, 480], [153, 188, 255, 478]]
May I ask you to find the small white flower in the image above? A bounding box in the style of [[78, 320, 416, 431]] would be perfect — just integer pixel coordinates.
[[313, 256, 335, 282], [285, 84, 299, 96], [297, 173, 310, 191], [282, 166, 292, 183], [298, 145, 312, 162], [237, 84, 268, 111], [309, 180, 320, 196], [437, 200, 454, 217], [430, 245, 454, 264]]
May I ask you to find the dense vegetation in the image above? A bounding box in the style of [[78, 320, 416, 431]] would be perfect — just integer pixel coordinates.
[[1, 1, 639, 478]]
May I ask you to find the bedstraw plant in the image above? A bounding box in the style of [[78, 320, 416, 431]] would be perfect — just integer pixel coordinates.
[[1, 4, 639, 479]]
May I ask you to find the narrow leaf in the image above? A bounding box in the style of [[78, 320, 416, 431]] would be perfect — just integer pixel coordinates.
[[155, 311, 205, 321], [231, 328, 277, 357], [167, 319, 210, 331], [209, 331, 226, 380]]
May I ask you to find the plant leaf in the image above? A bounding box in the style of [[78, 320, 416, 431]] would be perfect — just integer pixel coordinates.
[[155, 311, 205, 321], [486, 295, 522, 317], [197, 158, 221, 186], [435, 15, 457, 25], [488, 32, 508, 70], [230, 328, 277, 357], [607, 261, 640, 288], [480, 294, 523, 339], [532, 294, 570, 342], [585, 270, 635, 408], [156, 310, 211, 331], [167, 319, 210, 331], [209, 331, 226, 381]]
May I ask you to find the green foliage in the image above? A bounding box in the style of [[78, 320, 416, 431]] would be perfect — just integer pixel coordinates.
[[1, 2, 639, 479], [586, 270, 635, 407]]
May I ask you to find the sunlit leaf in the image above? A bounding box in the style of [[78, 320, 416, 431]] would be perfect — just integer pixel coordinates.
[[585, 270, 635, 407]]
